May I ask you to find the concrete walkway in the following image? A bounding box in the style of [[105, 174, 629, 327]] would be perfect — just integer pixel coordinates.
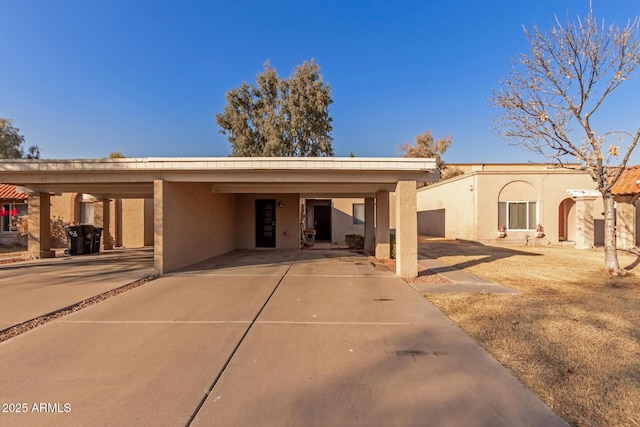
[[413, 256, 520, 294], [0, 250, 566, 426]]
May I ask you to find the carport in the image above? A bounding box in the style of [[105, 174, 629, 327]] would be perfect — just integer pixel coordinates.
[[0, 158, 437, 277]]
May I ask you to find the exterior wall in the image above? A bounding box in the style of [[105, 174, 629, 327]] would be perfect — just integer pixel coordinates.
[[155, 181, 237, 273], [418, 168, 605, 246], [50, 193, 74, 221], [121, 198, 154, 248], [417, 174, 476, 239], [236, 193, 300, 249], [332, 198, 364, 245], [636, 200, 640, 246], [474, 172, 603, 245]]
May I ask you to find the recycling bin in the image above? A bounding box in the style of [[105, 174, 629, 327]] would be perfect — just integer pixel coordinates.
[[82, 225, 95, 254], [92, 227, 103, 253], [65, 225, 86, 255]]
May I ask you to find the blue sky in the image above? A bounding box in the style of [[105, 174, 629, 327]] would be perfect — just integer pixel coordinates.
[[1, 0, 638, 163]]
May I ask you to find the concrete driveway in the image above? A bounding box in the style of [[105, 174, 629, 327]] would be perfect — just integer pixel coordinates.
[[0, 248, 155, 330], [0, 249, 567, 426]]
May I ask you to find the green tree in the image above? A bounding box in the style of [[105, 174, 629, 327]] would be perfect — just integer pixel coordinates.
[[108, 151, 126, 158], [399, 130, 461, 183], [0, 118, 40, 159], [490, 7, 640, 275], [216, 60, 334, 157]]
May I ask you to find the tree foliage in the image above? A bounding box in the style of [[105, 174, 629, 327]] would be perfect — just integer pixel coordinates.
[[399, 130, 452, 163], [108, 151, 126, 158], [399, 130, 461, 183], [490, 7, 640, 274], [216, 60, 334, 157], [0, 118, 40, 159]]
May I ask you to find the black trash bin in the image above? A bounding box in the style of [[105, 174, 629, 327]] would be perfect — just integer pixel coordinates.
[[92, 227, 103, 253], [65, 225, 85, 255], [82, 225, 95, 254]]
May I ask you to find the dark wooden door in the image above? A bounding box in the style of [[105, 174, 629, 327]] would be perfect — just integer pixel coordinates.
[[314, 205, 332, 241], [256, 199, 276, 248]]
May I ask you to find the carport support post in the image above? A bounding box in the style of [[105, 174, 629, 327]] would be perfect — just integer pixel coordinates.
[[375, 191, 390, 259], [27, 193, 55, 259], [364, 197, 375, 253], [154, 180, 165, 275], [395, 181, 418, 277], [95, 199, 113, 250]]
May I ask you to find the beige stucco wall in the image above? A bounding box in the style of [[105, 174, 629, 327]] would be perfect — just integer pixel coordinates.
[[121, 199, 154, 248], [331, 198, 364, 244], [50, 193, 73, 221], [155, 181, 237, 273], [418, 169, 605, 245], [236, 193, 300, 249], [417, 174, 476, 239]]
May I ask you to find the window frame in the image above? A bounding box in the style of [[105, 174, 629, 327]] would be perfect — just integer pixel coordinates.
[[1, 202, 28, 233], [499, 200, 538, 231], [352, 203, 365, 225]]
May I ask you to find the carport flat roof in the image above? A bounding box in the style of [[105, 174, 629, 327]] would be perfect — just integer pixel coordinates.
[[0, 157, 437, 199]]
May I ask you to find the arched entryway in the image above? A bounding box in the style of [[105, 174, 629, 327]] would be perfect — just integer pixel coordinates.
[[558, 198, 576, 242]]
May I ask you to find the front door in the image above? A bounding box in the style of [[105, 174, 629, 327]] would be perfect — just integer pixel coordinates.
[[314, 205, 332, 241], [256, 199, 276, 248]]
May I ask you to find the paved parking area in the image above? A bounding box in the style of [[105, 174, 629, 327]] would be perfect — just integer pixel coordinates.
[[0, 249, 567, 426], [0, 248, 155, 330]]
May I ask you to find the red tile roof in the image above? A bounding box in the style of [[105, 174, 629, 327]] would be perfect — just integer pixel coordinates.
[[0, 184, 28, 201], [611, 166, 640, 196]]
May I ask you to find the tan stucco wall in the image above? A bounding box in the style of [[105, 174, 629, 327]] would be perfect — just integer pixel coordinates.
[[50, 193, 73, 221], [121, 199, 154, 248], [417, 174, 476, 239], [155, 181, 237, 273], [418, 170, 605, 245], [331, 198, 364, 244], [236, 193, 300, 249]]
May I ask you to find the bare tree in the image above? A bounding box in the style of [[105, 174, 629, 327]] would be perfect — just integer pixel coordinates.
[[490, 7, 640, 274]]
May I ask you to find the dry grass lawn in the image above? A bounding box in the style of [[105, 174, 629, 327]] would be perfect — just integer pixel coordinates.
[[418, 238, 640, 427]]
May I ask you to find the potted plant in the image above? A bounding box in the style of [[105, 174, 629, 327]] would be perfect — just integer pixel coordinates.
[[498, 223, 507, 238], [535, 224, 545, 238]]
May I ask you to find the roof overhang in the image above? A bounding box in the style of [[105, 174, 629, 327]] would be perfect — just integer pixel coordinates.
[[0, 157, 438, 199]]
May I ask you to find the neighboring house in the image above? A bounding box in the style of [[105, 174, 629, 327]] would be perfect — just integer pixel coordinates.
[[0, 186, 153, 250], [0, 184, 28, 246], [416, 163, 609, 247], [610, 165, 640, 249], [48, 193, 154, 249]]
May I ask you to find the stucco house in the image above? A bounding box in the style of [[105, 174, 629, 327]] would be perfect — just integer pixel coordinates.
[[610, 165, 640, 250], [0, 157, 437, 277], [416, 163, 619, 248], [48, 193, 154, 249]]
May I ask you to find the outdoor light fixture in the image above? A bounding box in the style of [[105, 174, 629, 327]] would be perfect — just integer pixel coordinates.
[[278, 201, 284, 208]]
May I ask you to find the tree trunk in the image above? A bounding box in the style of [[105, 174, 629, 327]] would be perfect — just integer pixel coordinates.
[[602, 193, 625, 274]]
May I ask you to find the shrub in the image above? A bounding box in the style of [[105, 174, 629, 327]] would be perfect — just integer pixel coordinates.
[[15, 216, 70, 248], [345, 234, 364, 249]]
